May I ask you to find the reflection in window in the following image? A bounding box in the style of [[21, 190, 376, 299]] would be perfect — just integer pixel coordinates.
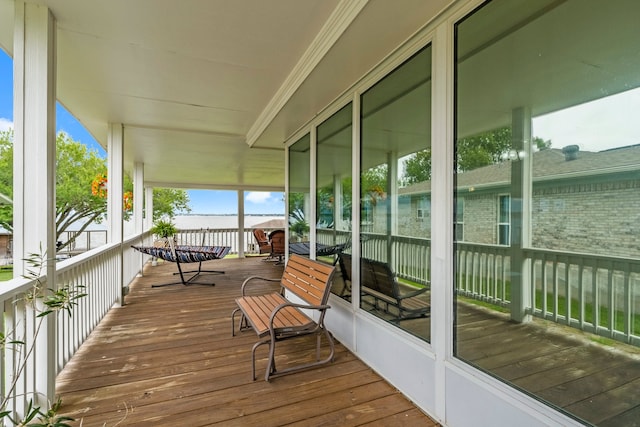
[[359, 45, 432, 341], [289, 134, 311, 249], [497, 194, 510, 245], [316, 103, 353, 299], [455, 0, 640, 424], [454, 198, 464, 242]]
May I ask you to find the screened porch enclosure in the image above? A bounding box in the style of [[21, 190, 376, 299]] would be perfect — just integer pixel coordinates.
[[453, 0, 640, 424], [286, 0, 640, 425], [3, 0, 640, 425]]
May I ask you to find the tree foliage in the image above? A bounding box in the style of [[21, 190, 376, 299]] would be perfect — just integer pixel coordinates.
[[361, 164, 388, 194], [401, 126, 552, 185], [56, 133, 110, 246], [402, 149, 431, 186], [0, 131, 190, 249], [0, 130, 14, 231], [152, 188, 190, 220]]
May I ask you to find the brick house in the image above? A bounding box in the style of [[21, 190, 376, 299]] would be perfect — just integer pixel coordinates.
[[398, 144, 640, 258]]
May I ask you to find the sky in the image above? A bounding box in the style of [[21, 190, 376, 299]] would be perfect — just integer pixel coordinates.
[[0, 49, 284, 215], [532, 87, 640, 152]]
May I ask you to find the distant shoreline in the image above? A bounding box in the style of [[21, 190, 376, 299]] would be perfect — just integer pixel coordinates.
[[180, 213, 283, 216]]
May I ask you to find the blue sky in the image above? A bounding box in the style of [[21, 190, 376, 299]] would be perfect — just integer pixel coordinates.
[[0, 49, 284, 215]]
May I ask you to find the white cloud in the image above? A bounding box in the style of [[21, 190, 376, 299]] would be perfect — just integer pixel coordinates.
[[246, 192, 272, 204], [0, 118, 12, 132]]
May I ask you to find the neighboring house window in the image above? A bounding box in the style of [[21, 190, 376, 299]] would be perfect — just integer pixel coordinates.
[[417, 197, 431, 222], [498, 194, 510, 245], [455, 198, 464, 241]]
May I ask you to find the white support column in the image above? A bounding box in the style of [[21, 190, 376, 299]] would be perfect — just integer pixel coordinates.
[[144, 186, 154, 232], [510, 106, 533, 323], [284, 144, 290, 258], [351, 92, 361, 314], [431, 22, 454, 424], [107, 124, 124, 242], [237, 190, 245, 258], [388, 150, 398, 265], [333, 174, 343, 232], [12, 1, 57, 407], [309, 124, 317, 259], [133, 162, 144, 236], [107, 123, 125, 305]]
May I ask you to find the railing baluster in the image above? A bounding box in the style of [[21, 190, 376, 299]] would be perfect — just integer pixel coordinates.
[[607, 262, 614, 337]]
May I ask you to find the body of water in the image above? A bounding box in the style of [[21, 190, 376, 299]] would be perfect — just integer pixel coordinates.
[[173, 215, 285, 230]]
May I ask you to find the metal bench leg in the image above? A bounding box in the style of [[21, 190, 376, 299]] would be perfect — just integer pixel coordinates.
[[231, 308, 240, 336], [252, 339, 269, 381], [265, 338, 278, 382]]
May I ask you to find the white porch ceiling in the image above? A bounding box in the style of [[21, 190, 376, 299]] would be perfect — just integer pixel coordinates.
[[0, 0, 451, 191]]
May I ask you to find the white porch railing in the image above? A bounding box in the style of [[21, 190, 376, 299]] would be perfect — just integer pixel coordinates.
[[319, 229, 640, 345], [2, 226, 638, 420], [456, 242, 511, 308], [525, 248, 640, 346], [57, 230, 108, 257], [1, 232, 148, 422], [456, 243, 640, 346], [176, 228, 282, 254]]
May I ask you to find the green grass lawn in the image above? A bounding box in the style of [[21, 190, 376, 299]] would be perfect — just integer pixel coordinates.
[[0, 266, 13, 281], [458, 277, 640, 336]]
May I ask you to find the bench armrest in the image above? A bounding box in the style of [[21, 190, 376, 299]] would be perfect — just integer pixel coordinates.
[[241, 275, 281, 295], [269, 301, 331, 329]]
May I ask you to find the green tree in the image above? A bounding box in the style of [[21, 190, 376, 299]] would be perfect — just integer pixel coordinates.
[[152, 188, 190, 221], [361, 164, 387, 192], [456, 126, 513, 172], [401, 126, 552, 184], [56, 133, 110, 246], [0, 131, 191, 249], [288, 192, 306, 224], [0, 130, 14, 230], [402, 149, 431, 186]]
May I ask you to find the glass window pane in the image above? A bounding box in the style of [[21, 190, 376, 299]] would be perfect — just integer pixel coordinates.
[[454, 1, 640, 424], [289, 134, 311, 253], [316, 103, 353, 299], [360, 45, 432, 342]]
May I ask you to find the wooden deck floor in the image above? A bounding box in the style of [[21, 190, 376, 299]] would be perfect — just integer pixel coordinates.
[[455, 304, 640, 427], [56, 256, 439, 426], [57, 255, 640, 426]]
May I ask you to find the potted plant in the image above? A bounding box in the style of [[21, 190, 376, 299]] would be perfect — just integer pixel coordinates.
[[150, 219, 177, 238], [149, 220, 178, 265], [290, 219, 309, 241]]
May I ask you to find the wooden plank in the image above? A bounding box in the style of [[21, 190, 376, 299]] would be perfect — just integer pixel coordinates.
[[56, 257, 436, 426], [57, 255, 640, 427], [211, 380, 402, 426]]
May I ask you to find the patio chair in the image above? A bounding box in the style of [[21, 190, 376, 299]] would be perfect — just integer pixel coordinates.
[[269, 229, 285, 264], [252, 229, 271, 256], [132, 240, 231, 287]]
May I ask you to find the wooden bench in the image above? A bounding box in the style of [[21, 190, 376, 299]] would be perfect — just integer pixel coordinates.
[[338, 253, 430, 321], [231, 254, 336, 381]]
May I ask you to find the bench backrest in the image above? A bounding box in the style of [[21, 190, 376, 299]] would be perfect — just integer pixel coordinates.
[[339, 253, 399, 299], [282, 254, 336, 306]]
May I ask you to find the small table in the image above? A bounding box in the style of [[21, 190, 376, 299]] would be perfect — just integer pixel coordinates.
[[289, 242, 346, 264]]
